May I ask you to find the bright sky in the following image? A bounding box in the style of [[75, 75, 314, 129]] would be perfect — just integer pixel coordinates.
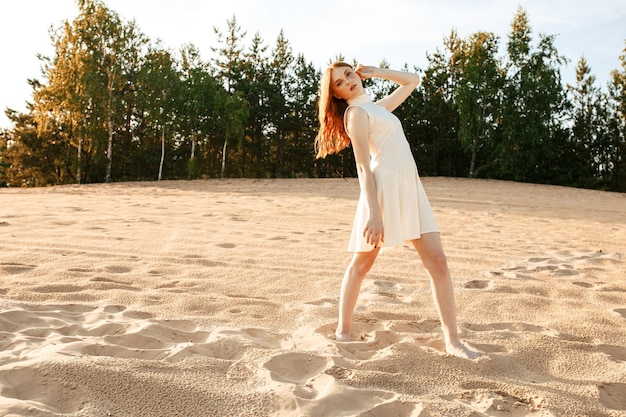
[[1, 0, 624, 129]]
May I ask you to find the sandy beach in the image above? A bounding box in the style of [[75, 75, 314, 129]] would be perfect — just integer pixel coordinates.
[[0, 177, 625, 416]]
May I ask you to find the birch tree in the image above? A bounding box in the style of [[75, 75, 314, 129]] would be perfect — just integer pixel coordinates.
[[453, 31, 503, 177], [212, 15, 247, 178], [136, 47, 179, 180], [33, 0, 146, 183]]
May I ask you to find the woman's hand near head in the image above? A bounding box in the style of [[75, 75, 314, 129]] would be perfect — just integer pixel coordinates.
[[355, 65, 377, 80]]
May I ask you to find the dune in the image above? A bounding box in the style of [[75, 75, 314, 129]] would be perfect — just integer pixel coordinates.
[[0, 177, 624, 416]]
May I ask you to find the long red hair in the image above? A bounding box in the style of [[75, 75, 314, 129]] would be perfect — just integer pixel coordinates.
[[315, 62, 353, 159]]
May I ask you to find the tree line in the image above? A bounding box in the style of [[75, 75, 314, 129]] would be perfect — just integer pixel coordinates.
[[1, 0, 625, 191]]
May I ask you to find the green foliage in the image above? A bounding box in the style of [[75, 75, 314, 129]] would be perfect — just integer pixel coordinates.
[[496, 9, 569, 183], [564, 57, 611, 188], [0, 4, 624, 192], [1, 110, 73, 186], [605, 41, 626, 191], [417, 42, 467, 177], [452, 31, 503, 177]]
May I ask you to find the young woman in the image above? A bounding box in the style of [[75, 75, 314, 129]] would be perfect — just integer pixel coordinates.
[[315, 62, 480, 360]]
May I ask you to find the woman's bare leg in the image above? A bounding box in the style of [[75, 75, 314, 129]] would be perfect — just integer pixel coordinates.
[[335, 248, 380, 341], [411, 233, 480, 359]]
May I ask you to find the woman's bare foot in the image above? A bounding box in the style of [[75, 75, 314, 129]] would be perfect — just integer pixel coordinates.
[[335, 331, 351, 342], [446, 341, 481, 360]]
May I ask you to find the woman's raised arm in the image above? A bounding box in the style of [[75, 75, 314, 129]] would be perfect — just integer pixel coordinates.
[[356, 65, 420, 112]]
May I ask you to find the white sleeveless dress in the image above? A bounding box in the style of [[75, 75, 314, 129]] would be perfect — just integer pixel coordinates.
[[347, 93, 439, 252]]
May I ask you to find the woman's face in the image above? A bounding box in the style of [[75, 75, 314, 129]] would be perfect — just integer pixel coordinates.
[[330, 66, 363, 100]]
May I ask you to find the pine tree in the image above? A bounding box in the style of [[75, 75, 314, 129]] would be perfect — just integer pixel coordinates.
[[498, 7, 568, 183]]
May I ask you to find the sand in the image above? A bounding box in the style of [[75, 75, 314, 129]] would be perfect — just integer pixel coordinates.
[[0, 177, 624, 417]]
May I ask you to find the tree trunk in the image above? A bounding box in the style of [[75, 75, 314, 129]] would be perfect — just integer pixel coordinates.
[[469, 139, 477, 177], [188, 134, 197, 180], [77, 137, 82, 185], [106, 114, 113, 183], [105, 69, 115, 183], [158, 127, 165, 181], [221, 138, 227, 179], [276, 136, 284, 178]]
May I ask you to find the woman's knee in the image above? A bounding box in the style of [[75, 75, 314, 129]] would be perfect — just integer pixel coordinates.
[[424, 250, 449, 276], [349, 252, 377, 276]]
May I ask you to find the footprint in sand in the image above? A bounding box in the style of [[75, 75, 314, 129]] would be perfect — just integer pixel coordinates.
[[488, 265, 531, 279], [303, 298, 335, 308], [443, 390, 546, 415], [595, 344, 626, 362], [490, 249, 623, 280], [31, 283, 91, 294], [598, 383, 626, 411], [262, 353, 409, 417], [315, 318, 453, 359], [264, 352, 330, 384], [467, 322, 545, 334], [217, 243, 236, 249], [359, 280, 414, 305], [613, 308, 626, 319], [315, 321, 396, 360], [104, 265, 132, 274], [228, 215, 247, 222], [363, 400, 421, 416], [68, 267, 94, 273], [571, 280, 624, 291], [464, 321, 550, 353], [464, 280, 491, 290], [552, 268, 578, 277], [0, 262, 36, 275], [291, 373, 399, 415], [90, 277, 138, 291]]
